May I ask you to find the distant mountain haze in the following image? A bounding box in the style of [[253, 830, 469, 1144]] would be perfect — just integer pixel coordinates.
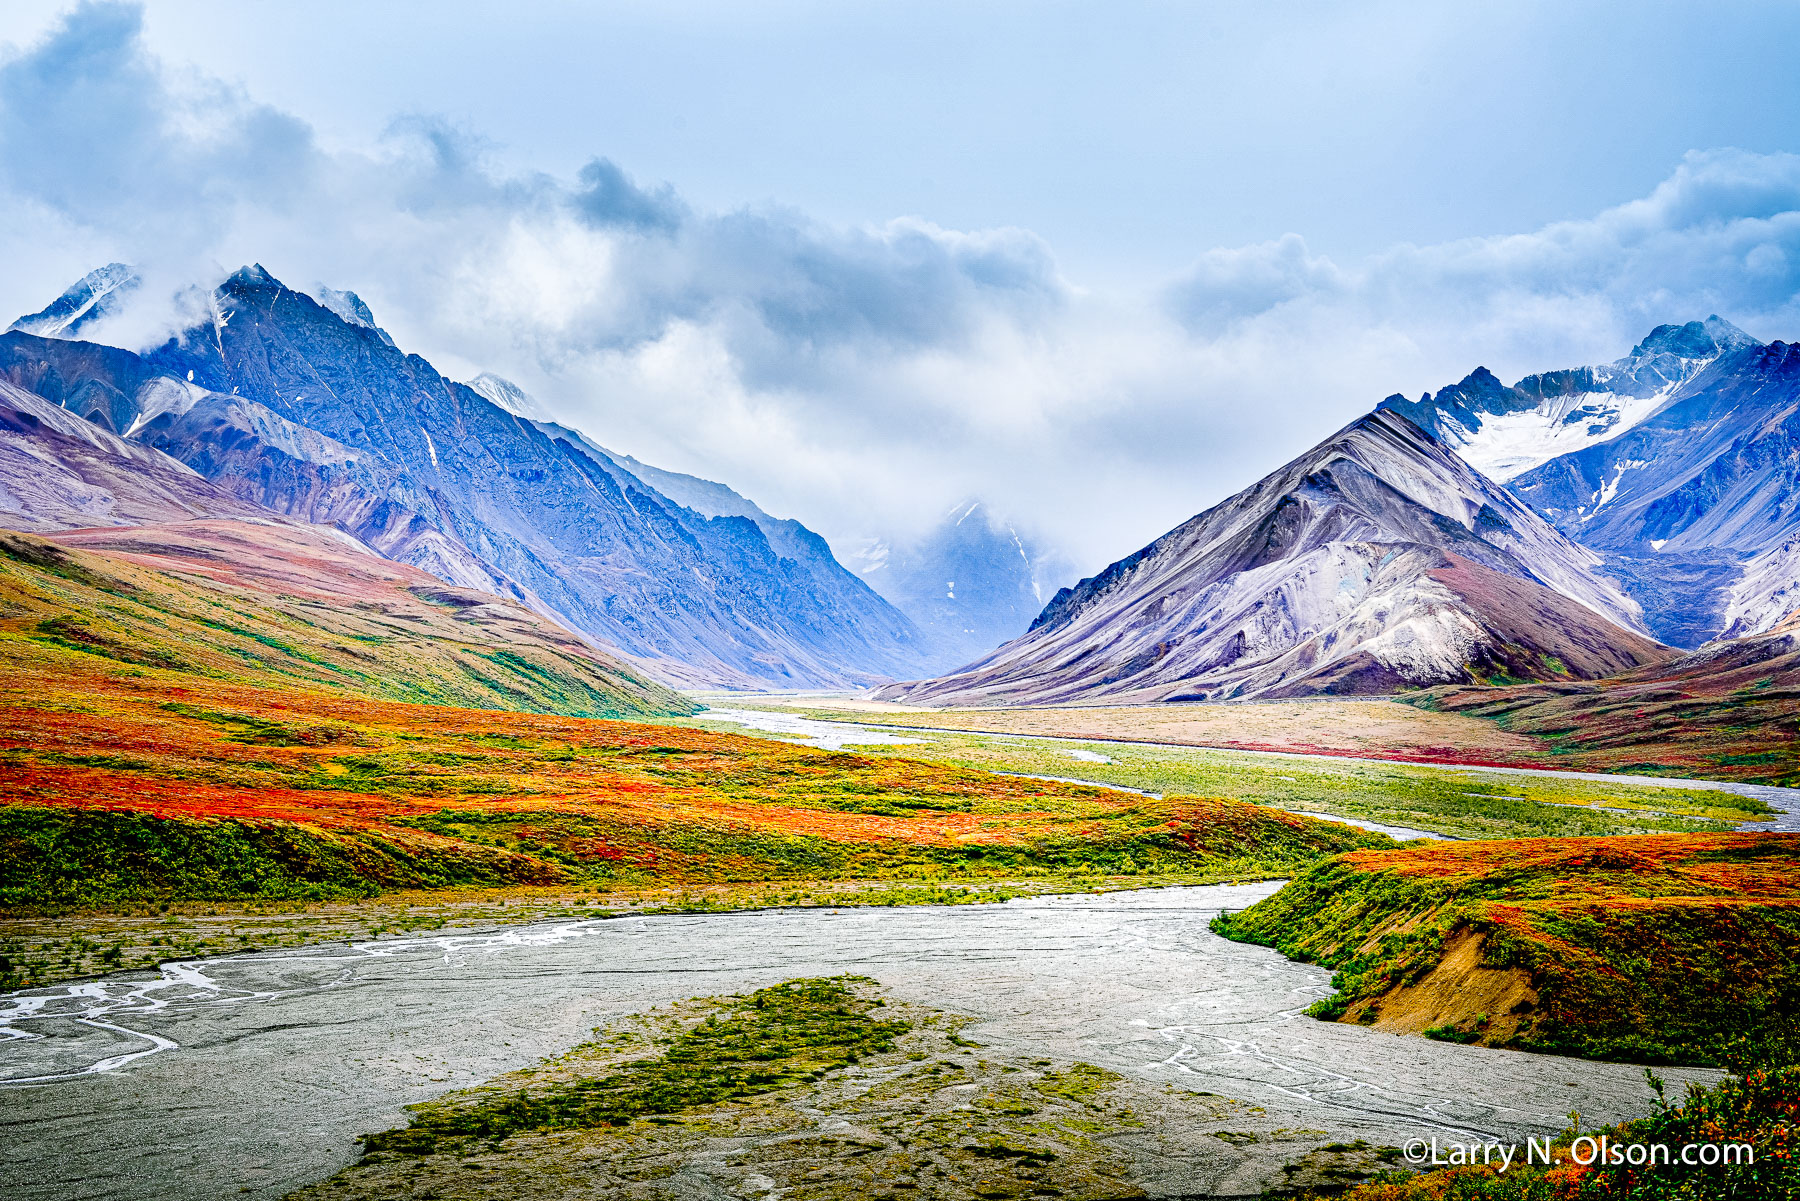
[[851, 501, 1073, 674]]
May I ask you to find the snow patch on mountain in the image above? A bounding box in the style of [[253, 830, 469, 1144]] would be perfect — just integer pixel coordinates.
[[311, 286, 397, 348], [467, 373, 548, 420], [1381, 316, 1760, 483], [1439, 386, 1681, 483], [8, 264, 140, 339], [123, 376, 213, 437]]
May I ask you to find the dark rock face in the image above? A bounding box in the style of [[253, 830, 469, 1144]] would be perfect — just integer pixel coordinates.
[[2, 266, 927, 689], [879, 411, 1665, 706]]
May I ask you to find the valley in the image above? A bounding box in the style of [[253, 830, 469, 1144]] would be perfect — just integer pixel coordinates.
[[5, 5, 1800, 1194], [3, 265, 1800, 1200], [685, 703, 1782, 840]]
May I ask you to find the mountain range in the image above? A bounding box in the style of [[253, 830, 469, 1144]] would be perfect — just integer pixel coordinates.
[[878, 410, 1666, 705], [8, 263, 1800, 711], [2, 264, 942, 689], [851, 501, 1069, 674], [886, 317, 1800, 706]]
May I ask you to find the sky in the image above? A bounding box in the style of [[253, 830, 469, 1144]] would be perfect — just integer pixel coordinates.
[[1, 0, 1799, 579]]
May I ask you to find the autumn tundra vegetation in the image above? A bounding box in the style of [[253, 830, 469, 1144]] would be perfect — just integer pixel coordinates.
[[3, 522, 1799, 1199]]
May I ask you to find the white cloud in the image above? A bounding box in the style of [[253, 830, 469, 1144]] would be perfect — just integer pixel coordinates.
[[1, 6, 1798, 582]]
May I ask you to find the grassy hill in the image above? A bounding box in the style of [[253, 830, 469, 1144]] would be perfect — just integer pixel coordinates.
[[1214, 834, 1800, 1066], [1, 520, 691, 718], [1404, 627, 1800, 785]]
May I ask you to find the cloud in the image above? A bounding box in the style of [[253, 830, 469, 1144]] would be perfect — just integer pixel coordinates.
[[0, 5, 1798, 584], [1165, 233, 1346, 335], [1162, 149, 1800, 371], [572, 158, 685, 234]]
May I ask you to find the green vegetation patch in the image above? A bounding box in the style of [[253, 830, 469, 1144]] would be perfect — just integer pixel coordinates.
[[685, 712, 1767, 841], [159, 701, 358, 747], [366, 976, 907, 1155], [1212, 837, 1800, 1067], [1322, 1065, 1800, 1200], [0, 807, 565, 909]]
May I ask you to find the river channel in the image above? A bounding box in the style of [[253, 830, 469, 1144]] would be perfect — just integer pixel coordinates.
[[697, 706, 1800, 833], [0, 887, 1712, 1200]]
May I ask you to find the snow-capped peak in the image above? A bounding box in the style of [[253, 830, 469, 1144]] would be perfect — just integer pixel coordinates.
[[1379, 317, 1764, 483], [312, 285, 398, 347], [466, 373, 549, 420], [8, 263, 141, 339]]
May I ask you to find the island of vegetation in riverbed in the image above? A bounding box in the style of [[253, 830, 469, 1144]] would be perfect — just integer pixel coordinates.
[[295, 975, 1409, 1200]]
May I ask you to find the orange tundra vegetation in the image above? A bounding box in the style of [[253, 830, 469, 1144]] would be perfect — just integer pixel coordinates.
[[0, 521, 1387, 912], [1215, 833, 1800, 1067]]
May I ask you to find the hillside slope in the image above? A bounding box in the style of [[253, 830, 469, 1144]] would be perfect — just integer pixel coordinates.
[[1407, 623, 1800, 784], [880, 411, 1665, 706], [0, 520, 690, 719], [1214, 834, 1800, 1065]]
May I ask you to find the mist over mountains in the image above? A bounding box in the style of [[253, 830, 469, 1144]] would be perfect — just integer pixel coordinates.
[[6, 259, 1800, 706], [2, 264, 967, 688]]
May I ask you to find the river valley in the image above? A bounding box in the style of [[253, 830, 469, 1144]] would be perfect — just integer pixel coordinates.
[[1, 886, 1714, 1200]]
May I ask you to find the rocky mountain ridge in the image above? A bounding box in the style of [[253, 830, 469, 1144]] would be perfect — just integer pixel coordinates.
[[1378, 316, 1758, 484], [878, 410, 1666, 706], [2, 264, 929, 689]]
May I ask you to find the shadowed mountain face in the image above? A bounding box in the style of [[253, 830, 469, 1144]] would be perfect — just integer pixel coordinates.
[[1, 265, 928, 689], [853, 502, 1065, 674], [878, 411, 1665, 706]]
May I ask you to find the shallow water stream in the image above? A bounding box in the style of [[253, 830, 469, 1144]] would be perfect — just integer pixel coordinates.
[[1, 886, 1710, 1200], [698, 706, 1800, 832]]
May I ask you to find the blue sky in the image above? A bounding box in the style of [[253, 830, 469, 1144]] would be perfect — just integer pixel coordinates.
[[2, 1, 1799, 571]]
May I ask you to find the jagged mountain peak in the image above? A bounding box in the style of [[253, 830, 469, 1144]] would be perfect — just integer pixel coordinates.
[[9, 263, 141, 339], [312, 286, 397, 348], [2, 265, 929, 689], [225, 263, 282, 290], [1630, 314, 1759, 361], [467, 373, 548, 420], [1379, 317, 1765, 484]]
